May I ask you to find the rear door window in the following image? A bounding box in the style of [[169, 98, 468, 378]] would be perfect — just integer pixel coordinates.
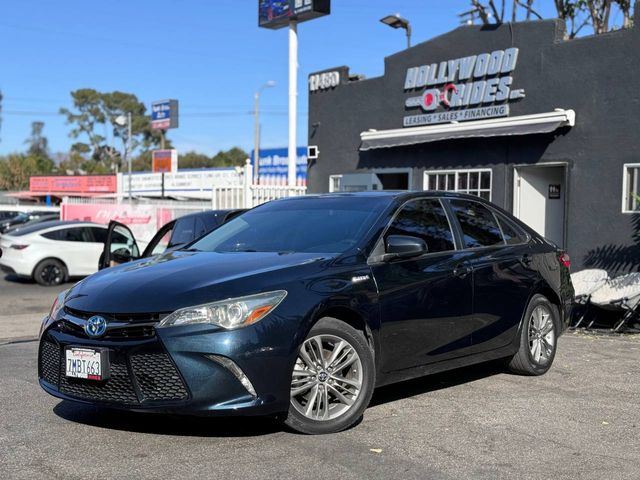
[[43, 227, 92, 242], [386, 199, 455, 253], [449, 200, 504, 248]]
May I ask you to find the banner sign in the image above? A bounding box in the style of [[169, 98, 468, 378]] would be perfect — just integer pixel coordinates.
[[259, 0, 330, 29], [151, 99, 179, 130], [60, 203, 159, 243], [403, 48, 525, 127], [252, 147, 307, 186], [30, 175, 117, 194]]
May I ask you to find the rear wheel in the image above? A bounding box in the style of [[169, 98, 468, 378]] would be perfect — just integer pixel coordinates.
[[508, 294, 558, 376], [34, 259, 67, 286], [285, 317, 375, 434]]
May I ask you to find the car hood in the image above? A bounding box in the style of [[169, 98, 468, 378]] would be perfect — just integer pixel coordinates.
[[66, 250, 334, 314]]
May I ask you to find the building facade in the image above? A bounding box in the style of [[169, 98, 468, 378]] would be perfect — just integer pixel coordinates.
[[307, 12, 640, 273]]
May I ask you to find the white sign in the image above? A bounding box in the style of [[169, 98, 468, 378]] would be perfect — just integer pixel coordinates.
[[309, 71, 340, 92], [403, 48, 525, 127]]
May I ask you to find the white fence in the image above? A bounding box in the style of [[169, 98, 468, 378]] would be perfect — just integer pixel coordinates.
[[212, 161, 306, 209], [60, 164, 306, 242]]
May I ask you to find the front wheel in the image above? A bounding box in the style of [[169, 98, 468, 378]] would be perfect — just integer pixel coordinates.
[[285, 317, 375, 434], [508, 294, 558, 376]]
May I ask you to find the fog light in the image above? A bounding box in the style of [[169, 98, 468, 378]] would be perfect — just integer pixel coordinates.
[[206, 355, 257, 398]]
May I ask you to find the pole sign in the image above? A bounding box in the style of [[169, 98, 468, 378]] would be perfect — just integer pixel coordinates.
[[403, 48, 525, 127], [258, 0, 330, 29], [252, 147, 307, 186], [151, 99, 179, 130], [152, 149, 178, 173]]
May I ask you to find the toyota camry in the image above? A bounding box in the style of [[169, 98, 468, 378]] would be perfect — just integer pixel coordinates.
[[38, 192, 573, 434]]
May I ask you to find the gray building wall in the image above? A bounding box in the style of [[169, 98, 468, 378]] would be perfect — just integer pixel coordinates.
[[307, 10, 640, 274]]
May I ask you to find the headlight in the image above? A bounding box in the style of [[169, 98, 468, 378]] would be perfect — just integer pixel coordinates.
[[158, 290, 287, 330], [49, 289, 69, 320]]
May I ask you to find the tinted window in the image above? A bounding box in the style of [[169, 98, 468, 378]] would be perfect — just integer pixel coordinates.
[[450, 200, 503, 248], [495, 213, 528, 245], [190, 197, 389, 254], [386, 199, 455, 253], [89, 227, 107, 243], [43, 227, 93, 242], [169, 216, 196, 247]]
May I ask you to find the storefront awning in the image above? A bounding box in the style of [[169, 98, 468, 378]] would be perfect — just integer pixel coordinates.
[[360, 109, 576, 151]]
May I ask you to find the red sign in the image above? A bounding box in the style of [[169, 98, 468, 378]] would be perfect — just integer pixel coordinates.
[[30, 175, 117, 194], [152, 150, 177, 173]]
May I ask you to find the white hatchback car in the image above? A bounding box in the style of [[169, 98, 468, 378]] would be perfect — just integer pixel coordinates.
[[0, 221, 128, 286]]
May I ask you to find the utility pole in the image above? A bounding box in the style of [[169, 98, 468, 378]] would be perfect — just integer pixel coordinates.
[[288, 21, 298, 187], [254, 81, 275, 183], [127, 112, 132, 201]]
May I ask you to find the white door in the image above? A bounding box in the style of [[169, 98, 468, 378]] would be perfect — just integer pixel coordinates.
[[514, 166, 566, 247]]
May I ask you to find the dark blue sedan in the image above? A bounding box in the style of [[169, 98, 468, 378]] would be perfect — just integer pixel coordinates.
[[38, 192, 574, 434]]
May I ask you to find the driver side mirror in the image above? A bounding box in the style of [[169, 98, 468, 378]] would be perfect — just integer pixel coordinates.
[[385, 235, 428, 259]]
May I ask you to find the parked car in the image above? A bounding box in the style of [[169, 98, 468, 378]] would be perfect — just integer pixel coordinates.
[[0, 210, 58, 233], [38, 192, 574, 434], [0, 221, 112, 286], [3, 214, 62, 236], [99, 209, 244, 269], [0, 210, 21, 221]]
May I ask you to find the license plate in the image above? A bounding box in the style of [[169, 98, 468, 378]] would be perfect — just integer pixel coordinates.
[[65, 347, 110, 381]]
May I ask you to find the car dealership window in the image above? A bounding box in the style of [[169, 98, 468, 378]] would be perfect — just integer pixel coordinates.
[[424, 169, 492, 200], [449, 200, 504, 248], [623, 164, 640, 213], [386, 199, 455, 253]]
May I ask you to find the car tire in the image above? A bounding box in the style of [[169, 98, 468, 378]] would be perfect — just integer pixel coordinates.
[[34, 259, 67, 287], [508, 294, 558, 376], [284, 317, 375, 435]]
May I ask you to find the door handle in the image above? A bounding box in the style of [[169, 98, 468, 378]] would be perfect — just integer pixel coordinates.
[[453, 264, 472, 278]]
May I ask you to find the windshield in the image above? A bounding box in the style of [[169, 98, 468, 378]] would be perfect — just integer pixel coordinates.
[[189, 196, 389, 254]]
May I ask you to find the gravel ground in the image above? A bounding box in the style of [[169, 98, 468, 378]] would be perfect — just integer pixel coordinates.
[[0, 331, 638, 480]]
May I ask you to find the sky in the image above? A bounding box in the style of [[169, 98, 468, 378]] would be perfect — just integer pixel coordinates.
[[0, 0, 566, 158]]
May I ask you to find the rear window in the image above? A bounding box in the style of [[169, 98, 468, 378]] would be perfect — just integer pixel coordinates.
[[495, 213, 529, 245], [449, 200, 504, 248]]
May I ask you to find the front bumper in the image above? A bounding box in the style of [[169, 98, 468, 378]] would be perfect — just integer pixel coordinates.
[[38, 312, 296, 416]]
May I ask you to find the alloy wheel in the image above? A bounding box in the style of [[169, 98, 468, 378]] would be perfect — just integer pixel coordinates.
[[41, 265, 63, 285], [290, 334, 363, 421], [528, 305, 555, 365]]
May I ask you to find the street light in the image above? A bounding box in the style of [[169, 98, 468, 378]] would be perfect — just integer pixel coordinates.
[[115, 113, 132, 201], [254, 80, 276, 183], [380, 14, 412, 49]]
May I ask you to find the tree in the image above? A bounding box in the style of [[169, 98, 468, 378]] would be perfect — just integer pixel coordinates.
[[465, 0, 633, 35], [60, 89, 165, 173], [25, 121, 49, 157], [0, 153, 54, 190]]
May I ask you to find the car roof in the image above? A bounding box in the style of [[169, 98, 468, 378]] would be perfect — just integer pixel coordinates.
[[3, 220, 101, 237], [272, 190, 489, 203]]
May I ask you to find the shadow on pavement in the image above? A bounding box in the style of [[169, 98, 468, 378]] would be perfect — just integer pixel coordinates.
[[53, 402, 283, 437], [2, 273, 34, 284], [52, 360, 507, 436], [370, 360, 506, 407]]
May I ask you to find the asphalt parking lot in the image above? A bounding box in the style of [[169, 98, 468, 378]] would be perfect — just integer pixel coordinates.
[[0, 275, 639, 479]]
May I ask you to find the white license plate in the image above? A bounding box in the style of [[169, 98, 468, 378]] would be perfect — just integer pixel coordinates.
[[65, 347, 108, 381]]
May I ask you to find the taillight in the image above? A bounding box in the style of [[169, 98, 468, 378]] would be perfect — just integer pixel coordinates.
[[559, 252, 571, 269], [10, 244, 29, 250]]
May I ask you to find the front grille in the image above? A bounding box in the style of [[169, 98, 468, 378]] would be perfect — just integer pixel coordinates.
[[39, 341, 60, 385], [60, 357, 139, 404], [130, 354, 189, 401], [64, 306, 165, 323], [39, 339, 190, 405], [57, 319, 156, 340]]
